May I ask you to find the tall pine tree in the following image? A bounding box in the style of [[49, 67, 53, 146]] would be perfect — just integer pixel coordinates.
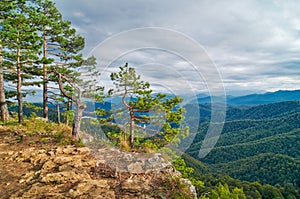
[[0, 0, 16, 121], [29, 0, 67, 120], [28, 0, 90, 127], [1, 0, 41, 123]]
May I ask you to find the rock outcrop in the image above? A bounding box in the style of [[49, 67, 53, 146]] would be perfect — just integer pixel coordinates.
[[0, 133, 197, 199]]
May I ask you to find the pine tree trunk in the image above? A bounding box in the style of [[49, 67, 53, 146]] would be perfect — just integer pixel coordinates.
[[129, 110, 134, 148], [17, 46, 23, 124], [66, 99, 71, 126], [72, 101, 85, 139], [0, 41, 9, 121], [57, 103, 60, 124], [43, 33, 48, 120]]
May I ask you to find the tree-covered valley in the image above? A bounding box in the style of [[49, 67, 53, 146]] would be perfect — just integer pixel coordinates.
[[185, 100, 300, 198]]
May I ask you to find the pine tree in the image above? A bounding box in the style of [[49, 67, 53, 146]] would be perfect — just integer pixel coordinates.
[[56, 56, 104, 139], [1, 1, 42, 123], [46, 22, 86, 136], [109, 63, 187, 149], [28, 0, 92, 128], [48, 19, 85, 128], [29, 0, 68, 121], [0, 0, 15, 121]]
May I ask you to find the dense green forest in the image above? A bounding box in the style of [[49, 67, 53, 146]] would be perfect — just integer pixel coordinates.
[[183, 153, 299, 199], [186, 101, 300, 198]]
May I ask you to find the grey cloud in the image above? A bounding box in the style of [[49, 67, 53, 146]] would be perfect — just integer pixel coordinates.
[[53, 0, 300, 93]]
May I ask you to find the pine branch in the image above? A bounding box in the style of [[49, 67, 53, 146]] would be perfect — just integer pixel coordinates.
[[56, 72, 77, 102]]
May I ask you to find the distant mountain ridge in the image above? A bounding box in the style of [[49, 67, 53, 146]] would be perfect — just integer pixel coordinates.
[[22, 88, 300, 106], [228, 89, 300, 105], [196, 89, 300, 105]]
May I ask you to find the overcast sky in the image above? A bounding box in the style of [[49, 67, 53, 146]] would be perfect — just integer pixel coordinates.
[[52, 0, 300, 96]]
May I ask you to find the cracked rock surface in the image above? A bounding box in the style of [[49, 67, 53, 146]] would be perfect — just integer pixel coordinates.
[[0, 130, 197, 199]]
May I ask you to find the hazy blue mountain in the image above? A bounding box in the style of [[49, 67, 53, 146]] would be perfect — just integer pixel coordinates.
[[194, 89, 300, 105], [19, 89, 300, 106], [227, 89, 300, 105]]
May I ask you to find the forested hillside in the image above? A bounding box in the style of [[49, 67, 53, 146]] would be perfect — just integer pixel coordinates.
[[187, 100, 300, 191]]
